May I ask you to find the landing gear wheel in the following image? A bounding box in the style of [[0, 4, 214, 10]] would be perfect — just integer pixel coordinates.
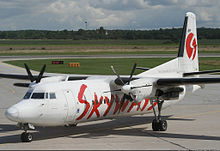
[[151, 99, 168, 131], [152, 119, 159, 131], [159, 120, 167, 131], [69, 123, 77, 127], [21, 132, 33, 142]]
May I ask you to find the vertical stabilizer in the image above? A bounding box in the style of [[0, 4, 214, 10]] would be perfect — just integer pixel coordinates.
[[178, 12, 199, 73], [137, 12, 198, 77]]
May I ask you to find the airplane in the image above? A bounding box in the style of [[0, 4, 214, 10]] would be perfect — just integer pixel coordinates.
[[3, 12, 220, 142]]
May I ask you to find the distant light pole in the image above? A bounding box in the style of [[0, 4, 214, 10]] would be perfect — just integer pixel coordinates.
[[85, 21, 88, 30]]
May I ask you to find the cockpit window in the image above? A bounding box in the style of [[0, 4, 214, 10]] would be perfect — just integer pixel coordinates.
[[31, 93, 45, 99], [50, 93, 56, 99], [45, 93, 48, 99], [23, 91, 32, 99]]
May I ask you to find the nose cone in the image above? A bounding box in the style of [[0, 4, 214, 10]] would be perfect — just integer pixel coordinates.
[[5, 107, 19, 122]]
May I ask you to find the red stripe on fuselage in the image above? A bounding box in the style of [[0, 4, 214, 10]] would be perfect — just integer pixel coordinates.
[[127, 101, 142, 112], [121, 100, 129, 112], [141, 99, 149, 111], [147, 102, 157, 111], [76, 84, 90, 120], [103, 95, 114, 117], [113, 95, 121, 114], [87, 93, 101, 119]]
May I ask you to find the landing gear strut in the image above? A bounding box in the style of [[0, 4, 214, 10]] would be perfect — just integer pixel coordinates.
[[18, 123, 34, 142], [151, 99, 167, 131]]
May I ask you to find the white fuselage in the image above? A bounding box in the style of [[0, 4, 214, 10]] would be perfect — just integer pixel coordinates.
[[5, 76, 193, 127]]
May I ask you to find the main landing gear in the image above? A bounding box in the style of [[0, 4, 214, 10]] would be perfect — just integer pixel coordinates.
[[18, 123, 34, 142], [151, 99, 167, 131]]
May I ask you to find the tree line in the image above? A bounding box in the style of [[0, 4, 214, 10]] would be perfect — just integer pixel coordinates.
[[0, 27, 219, 41]]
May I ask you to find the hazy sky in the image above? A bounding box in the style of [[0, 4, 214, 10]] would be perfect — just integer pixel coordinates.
[[0, 0, 219, 30]]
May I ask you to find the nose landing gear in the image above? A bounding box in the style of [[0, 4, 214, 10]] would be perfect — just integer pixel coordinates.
[[17, 123, 34, 142], [21, 131, 33, 142], [151, 99, 167, 131]]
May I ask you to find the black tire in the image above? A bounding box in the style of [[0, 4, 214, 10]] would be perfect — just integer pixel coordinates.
[[21, 132, 26, 142], [26, 133, 33, 142], [20, 132, 33, 142], [159, 120, 167, 131], [70, 123, 77, 127], [152, 119, 159, 131]]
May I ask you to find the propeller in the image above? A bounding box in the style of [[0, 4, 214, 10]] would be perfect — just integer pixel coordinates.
[[24, 63, 34, 82], [110, 63, 151, 113], [24, 63, 46, 83], [36, 64, 46, 83], [14, 64, 46, 87]]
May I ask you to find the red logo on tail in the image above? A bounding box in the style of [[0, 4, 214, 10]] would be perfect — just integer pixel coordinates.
[[186, 32, 197, 60]]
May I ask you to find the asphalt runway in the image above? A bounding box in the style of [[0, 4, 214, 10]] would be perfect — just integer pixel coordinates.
[[0, 56, 220, 150]]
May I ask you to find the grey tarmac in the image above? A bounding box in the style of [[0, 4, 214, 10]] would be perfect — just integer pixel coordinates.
[[0, 55, 220, 150]]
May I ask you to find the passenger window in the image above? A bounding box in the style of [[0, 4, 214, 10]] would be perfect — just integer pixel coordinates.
[[50, 93, 56, 99], [31, 93, 44, 99]]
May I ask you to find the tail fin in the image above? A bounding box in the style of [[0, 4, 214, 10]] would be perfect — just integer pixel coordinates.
[[137, 12, 198, 77], [178, 12, 199, 73]]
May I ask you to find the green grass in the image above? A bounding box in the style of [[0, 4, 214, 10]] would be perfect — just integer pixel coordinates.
[[0, 39, 219, 56], [5, 58, 172, 75], [1, 50, 220, 57], [0, 51, 178, 56], [0, 39, 176, 46], [0, 39, 220, 46], [5, 57, 220, 75]]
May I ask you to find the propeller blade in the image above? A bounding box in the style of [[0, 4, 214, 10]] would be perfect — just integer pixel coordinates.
[[111, 65, 124, 85], [128, 63, 137, 84], [118, 94, 126, 114], [36, 64, 46, 83], [14, 83, 30, 87], [24, 63, 34, 82]]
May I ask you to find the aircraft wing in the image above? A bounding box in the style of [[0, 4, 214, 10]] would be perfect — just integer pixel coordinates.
[[157, 77, 220, 86], [0, 73, 42, 80], [183, 69, 220, 76], [0, 73, 89, 81]]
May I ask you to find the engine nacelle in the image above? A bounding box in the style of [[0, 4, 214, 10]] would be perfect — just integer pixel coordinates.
[[129, 78, 156, 102], [156, 87, 184, 100]]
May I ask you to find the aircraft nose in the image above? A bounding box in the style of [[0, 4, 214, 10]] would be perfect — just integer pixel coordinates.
[[5, 106, 19, 122]]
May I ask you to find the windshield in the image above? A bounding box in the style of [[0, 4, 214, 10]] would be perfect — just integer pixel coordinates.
[[31, 93, 45, 99], [23, 91, 32, 99], [23, 90, 56, 100]]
